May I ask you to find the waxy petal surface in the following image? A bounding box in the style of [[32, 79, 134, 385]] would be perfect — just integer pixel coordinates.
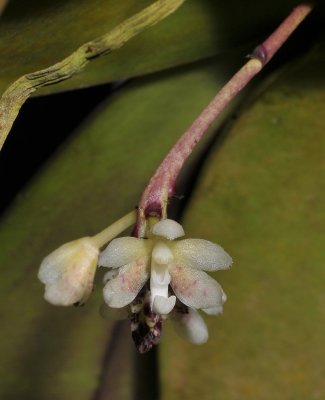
[[103, 257, 149, 307], [173, 239, 232, 271], [169, 263, 224, 309], [151, 219, 185, 240], [99, 237, 152, 268]]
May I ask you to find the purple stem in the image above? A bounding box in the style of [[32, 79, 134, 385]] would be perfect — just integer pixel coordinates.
[[251, 3, 312, 64], [135, 3, 313, 237]]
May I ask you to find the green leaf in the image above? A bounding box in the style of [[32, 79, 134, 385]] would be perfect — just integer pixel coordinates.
[[0, 55, 238, 399], [161, 44, 325, 399], [0, 0, 298, 95]]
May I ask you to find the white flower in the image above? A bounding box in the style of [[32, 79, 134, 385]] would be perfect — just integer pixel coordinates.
[[171, 308, 209, 345], [38, 237, 99, 306], [99, 219, 232, 317]]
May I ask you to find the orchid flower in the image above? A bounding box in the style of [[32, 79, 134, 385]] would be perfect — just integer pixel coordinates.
[[99, 219, 232, 333]]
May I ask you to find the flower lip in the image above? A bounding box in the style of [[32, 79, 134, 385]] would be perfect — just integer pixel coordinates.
[[152, 295, 176, 315], [151, 219, 185, 240]]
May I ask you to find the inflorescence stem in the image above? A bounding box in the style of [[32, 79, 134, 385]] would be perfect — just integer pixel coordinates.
[[91, 210, 136, 248], [136, 3, 313, 237]]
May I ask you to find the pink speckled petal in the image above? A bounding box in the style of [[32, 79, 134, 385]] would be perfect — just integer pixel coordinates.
[[169, 263, 224, 309], [103, 257, 149, 307]]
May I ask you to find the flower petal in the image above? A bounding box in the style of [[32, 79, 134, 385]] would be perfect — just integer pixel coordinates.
[[172, 308, 208, 344], [99, 237, 152, 268], [103, 269, 119, 283], [103, 257, 149, 307], [173, 239, 232, 271], [151, 219, 185, 240], [202, 306, 223, 315], [169, 263, 224, 309]]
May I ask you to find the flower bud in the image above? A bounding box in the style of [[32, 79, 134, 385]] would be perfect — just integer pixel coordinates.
[[38, 237, 99, 306]]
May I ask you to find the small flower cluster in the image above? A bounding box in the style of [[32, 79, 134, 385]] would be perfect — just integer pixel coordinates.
[[38, 218, 232, 352]]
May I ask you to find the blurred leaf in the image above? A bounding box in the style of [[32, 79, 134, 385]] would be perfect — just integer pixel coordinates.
[[161, 43, 325, 399], [0, 0, 299, 95], [0, 0, 8, 14], [0, 55, 240, 399], [0, 0, 186, 151]]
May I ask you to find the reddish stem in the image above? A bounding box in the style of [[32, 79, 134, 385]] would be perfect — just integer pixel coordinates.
[[135, 3, 313, 237], [251, 3, 313, 64]]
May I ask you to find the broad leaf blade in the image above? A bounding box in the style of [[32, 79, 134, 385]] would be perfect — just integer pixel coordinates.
[[0, 56, 238, 399], [161, 44, 325, 399]]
